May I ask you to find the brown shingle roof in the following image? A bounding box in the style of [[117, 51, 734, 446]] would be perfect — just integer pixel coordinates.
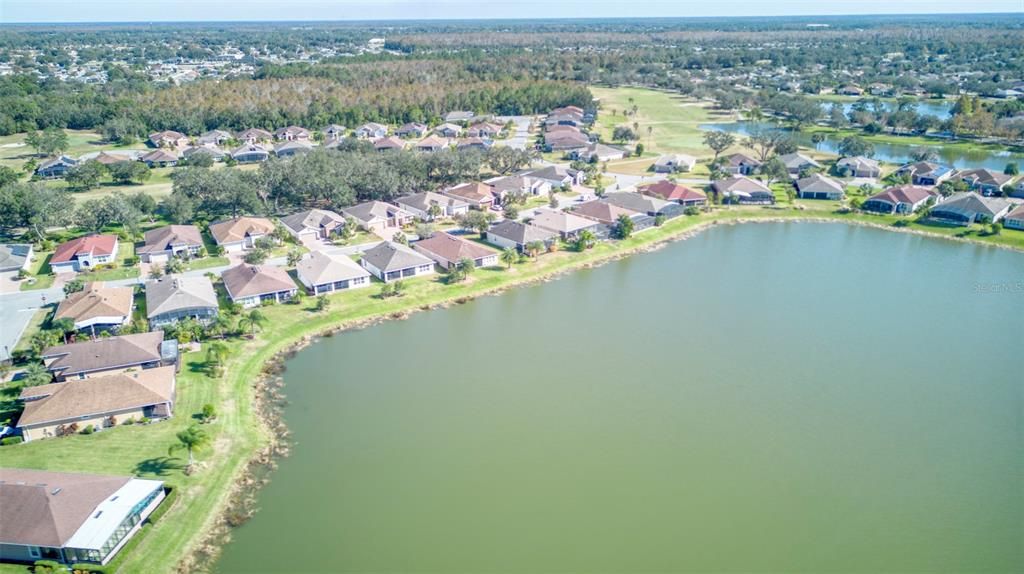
[[444, 182, 495, 204], [221, 264, 297, 300], [413, 232, 497, 264], [53, 283, 133, 325], [17, 366, 175, 427], [571, 200, 639, 224], [41, 332, 165, 378], [208, 217, 275, 245], [0, 468, 131, 548], [138, 225, 203, 255]]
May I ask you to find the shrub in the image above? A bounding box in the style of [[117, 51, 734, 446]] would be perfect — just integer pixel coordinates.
[[33, 560, 62, 573], [138, 417, 151, 424], [81, 424, 95, 435], [123, 417, 136, 425], [1, 436, 23, 446], [684, 206, 700, 216], [71, 563, 110, 574]]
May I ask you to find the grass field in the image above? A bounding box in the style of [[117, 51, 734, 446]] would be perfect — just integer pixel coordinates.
[[0, 130, 142, 171], [591, 87, 730, 157]]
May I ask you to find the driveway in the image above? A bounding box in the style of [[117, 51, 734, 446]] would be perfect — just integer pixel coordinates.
[[0, 288, 61, 362]]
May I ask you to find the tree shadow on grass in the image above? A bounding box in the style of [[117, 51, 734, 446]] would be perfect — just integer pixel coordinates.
[[134, 456, 185, 477]]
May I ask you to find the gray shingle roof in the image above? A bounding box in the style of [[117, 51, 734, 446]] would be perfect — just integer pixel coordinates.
[[296, 251, 370, 286], [146, 275, 219, 319], [361, 241, 433, 272]]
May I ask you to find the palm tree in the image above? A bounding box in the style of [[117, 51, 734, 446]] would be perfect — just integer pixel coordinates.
[[205, 341, 229, 373], [499, 247, 518, 269], [238, 309, 267, 338], [576, 229, 597, 251], [20, 362, 53, 387], [168, 425, 210, 467], [525, 241, 545, 258], [50, 317, 75, 344], [204, 315, 232, 339]]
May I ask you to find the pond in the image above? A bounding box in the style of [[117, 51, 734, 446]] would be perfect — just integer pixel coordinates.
[[700, 121, 1024, 171], [216, 223, 1024, 573]]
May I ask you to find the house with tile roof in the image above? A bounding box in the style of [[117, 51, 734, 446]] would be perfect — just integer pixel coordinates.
[[50, 235, 119, 274]]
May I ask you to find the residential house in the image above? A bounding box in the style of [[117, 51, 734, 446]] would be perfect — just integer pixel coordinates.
[[895, 161, 954, 186], [415, 135, 449, 152], [518, 165, 585, 189], [374, 136, 406, 152], [295, 251, 371, 295], [456, 137, 492, 152], [795, 173, 846, 200], [355, 123, 387, 139], [779, 152, 822, 176], [50, 235, 119, 274], [571, 200, 644, 226], [544, 113, 583, 128], [485, 220, 557, 252], [951, 168, 1014, 196], [273, 126, 310, 142], [466, 122, 503, 138], [836, 156, 881, 178], [412, 232, 499, 270], [182, 145, 227, 163], [637, 181, 707, 206], [92, 151, 131, 166], [721, 153, 762, 176], [197, 129, 232, 146], [653, 154, 697, 173], [444, 182, 496, 210], [434, 123, 463, 138], [574, 142, 626, 162], [17, 367, 176, 443], [35, 156, 77, 178], [207, 216, 276, 253], [543, 130, 590, 152], [443, 111, 475, 123], [712, 176, 775, 204], [487, 175, 552, 200], [603, 192, 682, 217], [322, 124, 347, 140], [53, 283, 133, 334], [230, 143, 271, 163], [221, 264, 298, 307], [236, 128, 273, 145], [137, 225, 203, 263], [862, 185, 939, 214], [148, 130, 189, 149], [395, 192, 470, 221], [395, 122, 427, 138], [140, 149, 178, 168], [279, 209, 346, 241], [928, 192, 1011, 225], [529, 208, 602, 240], [1003, 204, 1024, 230], [145, 275, 218, 328], [41, 331, 175, 381], [837, 85, 864, 96], [0, 244, 33, 273], [274, 140, 313, 158], [0, 468, 166, 564], [359, 241, 436, 283], [341, 201, 415, 235]]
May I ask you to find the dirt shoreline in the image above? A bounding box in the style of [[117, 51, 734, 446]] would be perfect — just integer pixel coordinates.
[[178, 214, 1022, 572]]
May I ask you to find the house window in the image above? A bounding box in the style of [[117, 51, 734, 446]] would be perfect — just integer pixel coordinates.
[[28, 547, 41, 559]]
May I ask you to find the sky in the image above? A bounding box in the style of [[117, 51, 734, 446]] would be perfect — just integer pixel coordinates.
[[1, 0, 1022, 23]]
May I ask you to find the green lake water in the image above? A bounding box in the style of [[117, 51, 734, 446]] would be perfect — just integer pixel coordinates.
[[216, 222, 1024, 573]]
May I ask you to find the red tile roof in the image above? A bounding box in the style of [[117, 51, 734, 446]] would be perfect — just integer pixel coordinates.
[[639, 180, 706, 202], [50, 235, 118, 264]]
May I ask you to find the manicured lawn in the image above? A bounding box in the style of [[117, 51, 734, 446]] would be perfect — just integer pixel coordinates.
[[2, 201, 1022, 574], [79, 243, 140, 282], [182, 256, 231, 272], [0, 129, 140, 170], [591, 86, 727, 156]]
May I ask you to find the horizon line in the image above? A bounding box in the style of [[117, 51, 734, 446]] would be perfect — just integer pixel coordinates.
[[4, 11, 1024, 26]]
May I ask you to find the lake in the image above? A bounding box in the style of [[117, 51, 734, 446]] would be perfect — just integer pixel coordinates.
[[216, 223, 1024, 573], [828, 99, 953, 120], [700, 121, 1024, 171]]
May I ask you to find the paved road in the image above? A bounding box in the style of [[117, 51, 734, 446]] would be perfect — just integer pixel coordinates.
[[495, 115, 535, 151]]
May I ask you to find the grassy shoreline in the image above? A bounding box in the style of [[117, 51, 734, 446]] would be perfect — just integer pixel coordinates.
[[1, 206, 1022, 574]]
